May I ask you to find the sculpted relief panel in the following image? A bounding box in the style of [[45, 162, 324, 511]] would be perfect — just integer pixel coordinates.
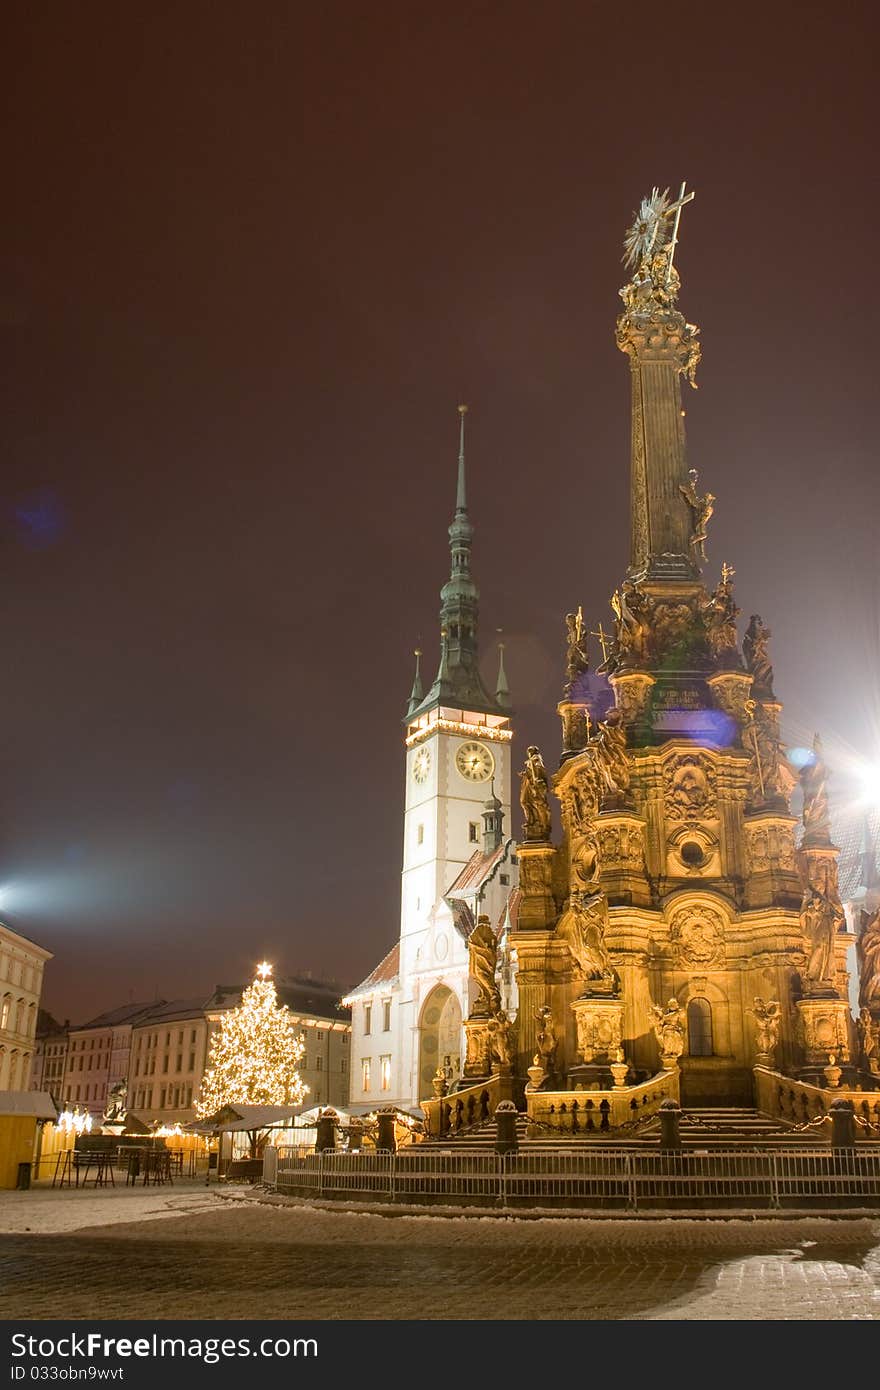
[[668, 904, 726, 969], [664, 753, 717, 823]]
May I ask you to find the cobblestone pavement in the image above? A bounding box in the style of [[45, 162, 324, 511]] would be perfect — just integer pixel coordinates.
[[0, 1195, 878, 1319]]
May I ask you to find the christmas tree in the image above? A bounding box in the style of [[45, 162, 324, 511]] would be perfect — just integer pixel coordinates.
[[196, 962, 308, 1124]]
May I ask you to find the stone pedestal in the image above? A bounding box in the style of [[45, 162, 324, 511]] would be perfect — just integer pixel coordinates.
[[610, 671, 655, 735], [571, 993, 625, 1069], [706, 670, 752, 726], [557, 698, 591, 760], [462, 1016, 493, 1081], [795, 994, 850, 1071], [516, 842, 557, 931], [742, 810, 799, 908]]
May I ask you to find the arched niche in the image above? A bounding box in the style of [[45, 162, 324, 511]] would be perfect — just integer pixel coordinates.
[[418, 984, 462, 1096]]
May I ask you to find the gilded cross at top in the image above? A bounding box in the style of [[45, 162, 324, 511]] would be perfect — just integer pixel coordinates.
[[664, 181, 695, 285]]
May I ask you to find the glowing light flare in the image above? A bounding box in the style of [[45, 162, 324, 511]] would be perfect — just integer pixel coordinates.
[[855, 761, 880, 808], [58, 1109, 93, 1135], [256, 960, 272, 979]]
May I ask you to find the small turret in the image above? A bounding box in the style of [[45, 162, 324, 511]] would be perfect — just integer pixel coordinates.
[[482, 778, 505, 853]]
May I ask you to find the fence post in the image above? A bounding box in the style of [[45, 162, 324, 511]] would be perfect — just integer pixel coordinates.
[[316, 1107, 338, 1153], [377, 1108, 397, 1153], [829, 1098, 855, 1149], [659, 1098, 682, 1149], [495, 1100, 518, 1155]]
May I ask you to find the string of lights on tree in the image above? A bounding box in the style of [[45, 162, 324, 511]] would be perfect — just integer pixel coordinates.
[[195, 961, 308, 1117]]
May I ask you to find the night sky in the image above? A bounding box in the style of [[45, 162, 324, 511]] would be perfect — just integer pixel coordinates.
[[3, 4, 878, 1023]]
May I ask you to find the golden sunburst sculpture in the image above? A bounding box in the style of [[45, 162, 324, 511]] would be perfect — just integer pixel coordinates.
[[622, 187, 672, 269]]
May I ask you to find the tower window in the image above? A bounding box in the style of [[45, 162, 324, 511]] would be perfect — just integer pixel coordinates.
[[687, 998, 713, 1057], [500, 874, 509, 886], [417, 824, 424, 845], [469, 822, 479, 843]]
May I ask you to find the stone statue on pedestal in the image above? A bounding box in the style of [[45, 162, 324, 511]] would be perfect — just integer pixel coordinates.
[[748, 998, 782, 1060], [519, 745, 551, 841], [556, 889, 613, 985], [799, 883, 844, 988], [702, 562, 740, 661], [650, 999, 685, 1063], [467, 914, 500, 1017], [679, 468, 714, 564], [743, 614, 774, 694], [564, 607, 589, 690], [857, 907, 880, 1010], [800, 734, 831, 842]]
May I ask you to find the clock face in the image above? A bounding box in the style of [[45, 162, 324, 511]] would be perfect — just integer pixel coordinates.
[[412, 747, 431, 784], [455, 741, 494, 783]]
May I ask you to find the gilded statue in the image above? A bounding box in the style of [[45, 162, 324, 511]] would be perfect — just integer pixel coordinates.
[[702, 562, 740, 661], [799, 884, 844, 988], [564, 606, 590, 689], [678, 467, 714, 565], [468, 914, 500, 1017], [857, 907, 880, 1009], [569, 823, 600, 892], [102, 1079, 127, 1124], [489, 1010, 514, 1071], [650, 999, 685, 1062], [519, 745, 551, 841], [800, 733, 831, 842], [556, 889, 613, 983], [743, 614, 773, 693], [748, 998, 782, 1058], [535, 1005, 558, 1073], [857, 1008, 878, 1068], [609, 580, 650, 664], [590, 709, 630, 800]]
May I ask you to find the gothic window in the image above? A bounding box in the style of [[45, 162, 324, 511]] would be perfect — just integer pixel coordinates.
[[687, 998, 713, 1057], [469, 822, 479, 843]]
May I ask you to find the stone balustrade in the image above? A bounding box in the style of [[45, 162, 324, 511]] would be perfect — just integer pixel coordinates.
[[421, 1072, 515, 1138], [526, 1069, 679, 1136], [754, 1066, 880, 1137]]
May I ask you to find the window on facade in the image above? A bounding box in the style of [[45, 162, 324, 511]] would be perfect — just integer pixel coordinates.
[[176, 1054, 182, 1072], [500, 873, 509, 886], [189, 1052, 195, 1071], [380, 1056, 391, 1091], [342, 1034, 348, 1046], [75, 1086, 80, 1101], [687, 998, 713, 1057], [0, 996, 10, 1029], [191, 1029, 197, 1044], [316, 1030, 324, 1041], [340, 1058, 347, 1074], [160, 1087, 166, 1108], [316, 1056, 323, 1071], [416, 823, 424, 845], [468, 822, 479, 843], [362, 1058, 371, 1092], [162, 1057, 169, 1073], [178, 1031, 183, 1044], [382, 999, 391, 1032], [363, 1004, 372, 1036]]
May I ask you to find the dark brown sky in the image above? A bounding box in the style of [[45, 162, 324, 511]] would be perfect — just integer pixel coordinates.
[[3, 3, 878, 1022]]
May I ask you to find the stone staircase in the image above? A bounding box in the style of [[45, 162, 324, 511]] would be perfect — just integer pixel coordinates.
[[426, 1105, 825, 1151]]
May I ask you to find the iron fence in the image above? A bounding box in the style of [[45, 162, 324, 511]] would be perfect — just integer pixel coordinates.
[[273, 1145, 880, 1211]]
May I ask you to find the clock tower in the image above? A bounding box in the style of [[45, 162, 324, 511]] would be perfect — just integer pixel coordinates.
[[344, 407, 516, 1110]]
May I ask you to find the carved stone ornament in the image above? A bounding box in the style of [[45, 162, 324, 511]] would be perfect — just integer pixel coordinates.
[[664, 753, 717, 822], [556, 890, 614, 983], [518, 848, 553, 898], [795, 997, 850, 1066], [597, 822, 644, 869], [856, 906, 880, 1011], [611, 672, 655, 726], [463, 1018, 493, 1078], [572, 996, 625, 1064], [668, 904, 726, 968], [745, 821, 796, 873]]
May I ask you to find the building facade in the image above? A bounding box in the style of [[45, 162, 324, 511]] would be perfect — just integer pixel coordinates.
[[0, 922, 52, 1093], [29, 1015, 68, 1098], [61, 1002, 157, 1119], [345, 409, 518, 1111]]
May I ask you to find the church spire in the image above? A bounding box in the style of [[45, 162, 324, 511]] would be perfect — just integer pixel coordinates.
[[405, 647, 424, 717], [495, 636, 510, 710], [404, 406, 506, 722]]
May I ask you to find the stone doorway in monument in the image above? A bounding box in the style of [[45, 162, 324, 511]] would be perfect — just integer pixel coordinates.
[[418, 985, 462, 1098], [676, 986, 753, 1108]]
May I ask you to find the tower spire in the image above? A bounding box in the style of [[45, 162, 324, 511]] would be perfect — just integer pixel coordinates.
[[495, 633, 510, 710], [456, 404, 468, 515], [406, 647, 424, 716], [404, 406, 507, 722]]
